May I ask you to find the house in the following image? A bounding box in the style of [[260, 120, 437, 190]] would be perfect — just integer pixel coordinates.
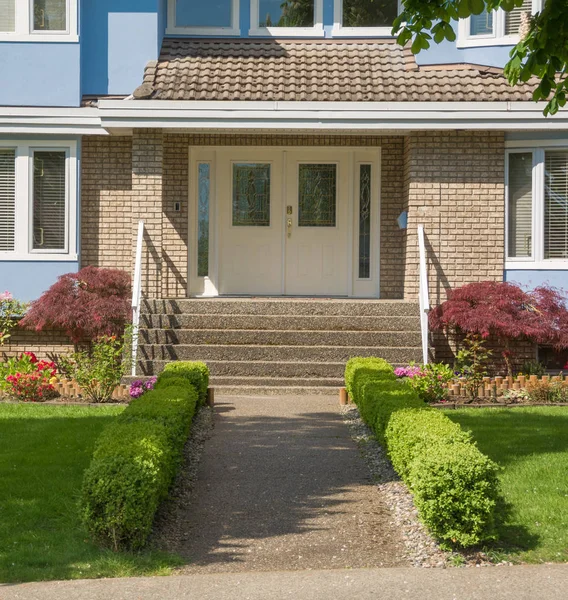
[[0, 1, 566, 388]]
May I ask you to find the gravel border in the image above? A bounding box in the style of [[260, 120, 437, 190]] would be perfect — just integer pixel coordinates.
[[151, 405, 215, 550], [340, 405, 512, 569]]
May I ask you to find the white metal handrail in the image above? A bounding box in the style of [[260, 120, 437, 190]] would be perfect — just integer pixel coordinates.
[[417, 225, 430, 365], [131, 220, 144, 376]]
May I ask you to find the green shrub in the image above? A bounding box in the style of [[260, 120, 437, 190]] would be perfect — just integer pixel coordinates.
[[344, 357, 500, 547], [344, 356, 394, 417], [158, 361, 209, 405], [81, 361, 209, 551]]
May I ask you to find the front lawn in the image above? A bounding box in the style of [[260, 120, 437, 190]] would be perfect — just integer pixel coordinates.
[[448, 406, 568, 563], [0, 404, 182, 583]]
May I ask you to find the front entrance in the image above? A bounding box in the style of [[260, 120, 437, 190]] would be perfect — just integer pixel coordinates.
[[189, 147, 380, 298]]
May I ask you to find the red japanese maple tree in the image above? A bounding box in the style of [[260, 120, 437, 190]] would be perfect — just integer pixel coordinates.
[[21, 266, 131, 345], [429, 281, 568, 374]]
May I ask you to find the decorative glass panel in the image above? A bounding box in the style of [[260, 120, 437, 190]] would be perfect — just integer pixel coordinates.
[[544, 151, 568, 259], [33, 151, 66, 251], [508, 153, 533, 258], [259, 0, 314, 27], [0, 150, 16, 252], [470, 11, 494, 36], [343, 0, 398, 28], [232, 163, 271, 226], [298, 164, 337, 227], [358, 164, 372, 278], [197, 163, 210, 277], [176, 0, 232, 28], [33, 0, 67, 31], [0, 0, 15, 32]]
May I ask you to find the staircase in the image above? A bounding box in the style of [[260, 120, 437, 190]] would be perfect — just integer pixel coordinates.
[[137, 298, 422, 395]]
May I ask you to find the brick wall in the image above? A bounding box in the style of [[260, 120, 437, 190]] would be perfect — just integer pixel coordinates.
[[403, 131, 506, 303], [1, 328, 73, 361]]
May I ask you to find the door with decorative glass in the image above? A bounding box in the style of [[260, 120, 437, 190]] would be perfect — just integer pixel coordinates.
[[216, 150, 284, 295], [284, 151, 350, 296]]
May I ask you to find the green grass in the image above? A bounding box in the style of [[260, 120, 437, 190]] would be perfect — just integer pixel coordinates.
[[448, 406, 568, 563], [0, 404, 183, 583]]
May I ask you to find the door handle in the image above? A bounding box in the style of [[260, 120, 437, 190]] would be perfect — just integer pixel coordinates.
[[287, 218, 292, 238]]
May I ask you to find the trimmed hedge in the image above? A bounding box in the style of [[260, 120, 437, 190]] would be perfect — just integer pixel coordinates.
[[81, 361, 209, 551], [345, 357, 499, 547], [158, 361, 209, 405]]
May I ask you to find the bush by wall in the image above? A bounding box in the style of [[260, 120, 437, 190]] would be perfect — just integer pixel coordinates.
[[81, 361, 209, 551], [158, 361, 209, 405], [345, 357, 500, 547]]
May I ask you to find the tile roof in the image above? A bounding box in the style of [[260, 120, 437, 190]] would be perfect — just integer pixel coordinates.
[[133, 39, 536, 103]]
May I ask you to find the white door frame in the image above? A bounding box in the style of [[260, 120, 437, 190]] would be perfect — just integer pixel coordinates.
[[188, 146, 381, 298]]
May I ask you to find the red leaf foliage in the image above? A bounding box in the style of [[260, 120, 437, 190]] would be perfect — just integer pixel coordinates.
[[429, 281, 568, 349], [20, 266, 132, 344]]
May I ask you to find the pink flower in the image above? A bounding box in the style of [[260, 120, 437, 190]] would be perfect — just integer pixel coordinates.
[[0, 291, 12, 300]]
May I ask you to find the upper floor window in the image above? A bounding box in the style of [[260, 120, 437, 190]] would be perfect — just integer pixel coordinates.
[[506, 148, 568, 268], [167, 0, 240, 35], [333, 0, 400, 37], [458, 0, 539, 48], [0, 0, 77, 42], [250, 0, 323, 36]]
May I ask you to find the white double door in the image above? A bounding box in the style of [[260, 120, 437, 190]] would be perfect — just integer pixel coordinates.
[[191, 148, 380, 297]]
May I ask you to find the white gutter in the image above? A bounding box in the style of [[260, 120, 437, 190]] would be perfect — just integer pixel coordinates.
[[0, 107, 107, 135], [97, 100, 568, 132]]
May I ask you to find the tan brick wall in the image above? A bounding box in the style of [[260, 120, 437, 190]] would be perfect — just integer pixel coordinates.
[[81, 137, 133, 271], [403, 131, 506, 303], [1, 328, 73, 361]]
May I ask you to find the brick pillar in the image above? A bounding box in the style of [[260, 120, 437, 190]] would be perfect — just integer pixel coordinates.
[[132, 129, 163, 298], [403, 131, 506, 304]]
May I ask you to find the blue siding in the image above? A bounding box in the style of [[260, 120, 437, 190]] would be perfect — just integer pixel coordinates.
[[505, 270, 568, 291], [81, 0, 161, 96], [0, 262, 79, 302], [0, 43, 81, 107]]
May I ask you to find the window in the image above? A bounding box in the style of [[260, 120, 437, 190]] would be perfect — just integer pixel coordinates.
[[298, 164, 337, 227], [0, 0, 76, 41], [232, 163, 271, 226], [458, 0, 538, 48], [333, 0, 400, 36], [506, 149, 568, 268], [197, 163, 210, 277], [250, 0, 324, 36], [0, 141, 77, 261], [358, 164, 372, 278], [168, 0, 240, 35]]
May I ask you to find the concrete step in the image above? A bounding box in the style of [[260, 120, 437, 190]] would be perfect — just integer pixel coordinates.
[[137, 360, 351, 378], [210, 376, 345, 387], [140, 313, 421, 332], [139, 344, 422, 364], [139, 328, 422, 347], [214, 385, 341, 396], [143, 298, 419, 317]]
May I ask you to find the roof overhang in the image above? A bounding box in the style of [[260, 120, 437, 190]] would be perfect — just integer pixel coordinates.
[[0, 107, 107, 136], [97, 100, 568, 132]]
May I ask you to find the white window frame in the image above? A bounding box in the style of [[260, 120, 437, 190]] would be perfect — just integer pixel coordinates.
[[0, 140, 77, 261], [332, 0, 401, 38], [167, 0, 240, 36], [458, 1, 541, 48], [0, 0, 77, 43], [505, 146, 568, 270], [249, 0, 324, 37]]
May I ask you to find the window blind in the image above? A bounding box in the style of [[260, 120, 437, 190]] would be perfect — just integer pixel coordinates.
[[33, 0, 67, 31], [544, 151, 568, 260], [33, 151, 66, 251], [0, 150, 15, 252], [0, 0, 15, 32], [505, 0, 532, 36], [508, 153, 533, 258]]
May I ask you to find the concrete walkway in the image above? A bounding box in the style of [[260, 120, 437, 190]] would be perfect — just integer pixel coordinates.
[[155, 395, 407, 573], [3, 565, 567, 600]]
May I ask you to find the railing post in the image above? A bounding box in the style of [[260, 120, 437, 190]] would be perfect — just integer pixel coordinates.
[[417, 225, 430, 365], [131, 220, 144, 377]]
